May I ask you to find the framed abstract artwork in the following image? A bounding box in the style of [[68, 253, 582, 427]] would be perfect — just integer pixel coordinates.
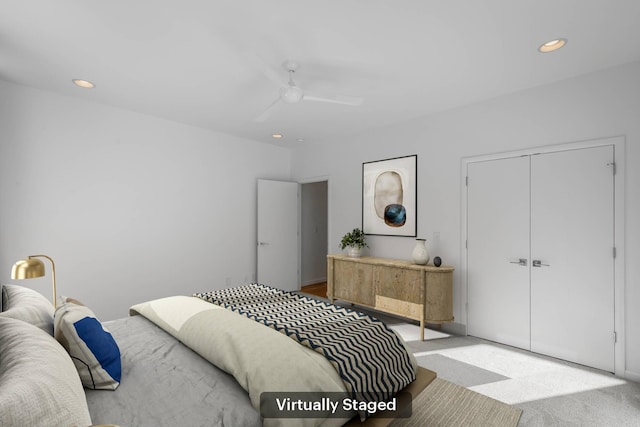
[[362, 154, 417, 236]]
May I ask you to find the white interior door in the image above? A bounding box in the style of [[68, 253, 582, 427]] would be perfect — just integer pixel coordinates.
[[530, 146, 615, 371], [257, 179, 300, 291], [467, 157, 531, 350]]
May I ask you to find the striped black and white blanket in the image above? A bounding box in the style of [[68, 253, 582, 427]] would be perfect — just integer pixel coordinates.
[[194, 283, 416, 406]]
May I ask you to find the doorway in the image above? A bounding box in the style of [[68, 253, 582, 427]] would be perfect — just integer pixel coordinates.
[[300, 180, 329, 296]]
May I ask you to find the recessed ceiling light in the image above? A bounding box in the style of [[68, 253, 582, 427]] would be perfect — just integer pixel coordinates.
[[296, 138, 305, 143], [271, 133, 283, 139], [538, 38, 567, 53], [72, 79, 95, 88]]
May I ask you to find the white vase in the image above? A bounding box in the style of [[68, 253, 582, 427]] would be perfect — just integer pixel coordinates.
[[412, 239, 430, 265], [347, 246, 362, 258]]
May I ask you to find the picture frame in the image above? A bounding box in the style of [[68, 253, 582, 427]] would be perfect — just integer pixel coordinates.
[[362, 154, 417, 236]]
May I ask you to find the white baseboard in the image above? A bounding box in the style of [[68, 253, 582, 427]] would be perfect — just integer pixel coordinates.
[[625, 370, 640, 383]]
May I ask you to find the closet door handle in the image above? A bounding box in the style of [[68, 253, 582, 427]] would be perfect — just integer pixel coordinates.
[[532, 260, 550, 267], [510, 258, 527, 266]]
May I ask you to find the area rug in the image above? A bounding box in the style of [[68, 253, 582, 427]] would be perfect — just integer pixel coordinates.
[[390, 378, 522, 427]]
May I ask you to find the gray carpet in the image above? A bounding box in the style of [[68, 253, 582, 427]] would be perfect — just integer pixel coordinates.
[[415, 354, 509, 388], [391, 377, 522, 427], [405, 333, 640, 426], [300, 298, 640, 425]]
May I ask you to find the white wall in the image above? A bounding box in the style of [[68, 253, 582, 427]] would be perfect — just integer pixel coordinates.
[[0, 80, 291, 320], [291, 61, 640, 379]]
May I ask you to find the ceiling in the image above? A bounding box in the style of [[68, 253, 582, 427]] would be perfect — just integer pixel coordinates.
[[2, 1, 640, 146]]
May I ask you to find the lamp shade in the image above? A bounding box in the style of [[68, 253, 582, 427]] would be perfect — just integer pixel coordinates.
[[11, 258, 46, 279], [10, 254, 58, 308]]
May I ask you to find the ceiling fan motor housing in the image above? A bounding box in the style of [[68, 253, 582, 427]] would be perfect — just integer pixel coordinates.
[[281, 85, 304, 103], [254, 59, 363, 121]]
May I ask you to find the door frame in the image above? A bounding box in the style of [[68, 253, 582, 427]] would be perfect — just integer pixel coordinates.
[[460, 135, 626, 377]]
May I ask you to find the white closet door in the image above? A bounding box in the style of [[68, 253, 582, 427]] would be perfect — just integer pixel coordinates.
[[467, 157, 531, 350], [530, 146, 615, 372]]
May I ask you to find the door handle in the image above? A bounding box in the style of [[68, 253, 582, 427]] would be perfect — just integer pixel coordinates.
[[532, 260, 550, 267], [258, 241, 269, 246], [509, 258, 527, 266]]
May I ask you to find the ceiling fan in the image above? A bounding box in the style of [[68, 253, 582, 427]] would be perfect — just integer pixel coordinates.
[[254, 60, 364, 122]]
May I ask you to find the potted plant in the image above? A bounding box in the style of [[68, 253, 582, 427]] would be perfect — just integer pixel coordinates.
[[339, 228, 368, 257]]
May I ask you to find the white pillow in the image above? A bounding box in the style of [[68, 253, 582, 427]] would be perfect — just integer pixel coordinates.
[[54, 297, 122, 390], [0, 317, 92, 427], [0, 284, 54, 335]]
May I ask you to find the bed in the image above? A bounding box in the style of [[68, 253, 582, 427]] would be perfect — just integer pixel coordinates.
[[0, 283, 436, 427]]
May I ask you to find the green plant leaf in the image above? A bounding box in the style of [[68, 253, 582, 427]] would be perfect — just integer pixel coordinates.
[[339, 227, 369, 250]]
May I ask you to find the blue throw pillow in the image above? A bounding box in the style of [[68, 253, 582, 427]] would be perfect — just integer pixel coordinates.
[[54, 297, 121, 390]]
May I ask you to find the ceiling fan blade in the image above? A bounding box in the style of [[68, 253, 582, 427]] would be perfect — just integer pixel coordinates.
[[254, 56, 287, 87], [303, 94, 364, 106], [241, 52, 287, 87], [254, 97, 283, 122], [262, 64, 288, 88]]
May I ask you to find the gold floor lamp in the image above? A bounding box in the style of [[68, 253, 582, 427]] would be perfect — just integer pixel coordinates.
[[11, 254, 57, 308]]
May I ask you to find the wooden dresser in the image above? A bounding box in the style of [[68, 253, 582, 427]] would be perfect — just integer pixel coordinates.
[[327, 254, 454, 340]]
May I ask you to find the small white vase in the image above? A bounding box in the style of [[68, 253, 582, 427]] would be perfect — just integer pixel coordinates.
[[347, 246, 362, 258], [412, 239, 430, 265]]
